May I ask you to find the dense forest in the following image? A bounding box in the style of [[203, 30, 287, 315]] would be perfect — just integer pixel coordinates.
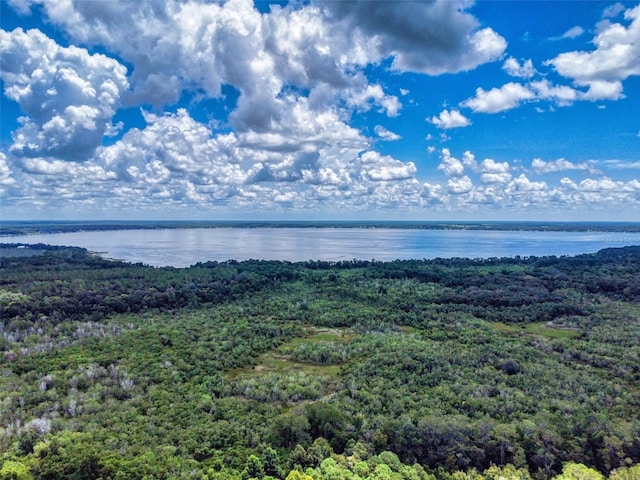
[[1, 243, 639, 480]]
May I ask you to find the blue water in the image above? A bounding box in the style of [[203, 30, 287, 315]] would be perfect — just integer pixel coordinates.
[[4, 228, 640, 267]]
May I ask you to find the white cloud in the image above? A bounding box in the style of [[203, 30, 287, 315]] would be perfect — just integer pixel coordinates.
[[19, 157, 117, 180], [581, 80, 624, 101], [506, 174, 548, 193], [558, 176, 640, 206], [502, 57, 536, 78], [546, 4, 640, 100], [1, 0, 510, 218], [529, 79, 579, 106], [234, 94, 367, 155], [438, 149, 466, 177], [481, 173, 512, 184], [374, 125, 401, 141], [4, 1, 639, 218], [461, 82, 535, 113], [21, 0, 240, 104], [532, 158, 593, 174], [345, 84, 401, 117], [421, 182, 445, 203], [561, 26, 585, 39], [358, 151, 417, 182], [429, 109, 471, 129], [481, 158, 510, 174], [462, 151, 478, 170], [561, 176, 639, 192], [322, 0, 506, 75], [447, 175, 473, 194], [480, 158, 511, 184], [98, 109, 249, 187], [0, 28, 128, 161], [16, 0, 505, 115], [0, 152, 17, 192], [89, 108, 421, 211]]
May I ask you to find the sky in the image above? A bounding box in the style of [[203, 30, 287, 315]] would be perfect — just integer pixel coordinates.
[[1, 0, 639, 221]]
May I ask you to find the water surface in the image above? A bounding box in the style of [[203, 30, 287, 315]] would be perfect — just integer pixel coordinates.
[[4, 228, 640, 267]]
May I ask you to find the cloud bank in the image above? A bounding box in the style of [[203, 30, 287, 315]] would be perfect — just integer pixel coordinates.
[[1, 0, 639, 219]]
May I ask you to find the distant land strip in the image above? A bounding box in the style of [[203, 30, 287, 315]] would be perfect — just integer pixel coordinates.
[[2, 220, 640, 236]]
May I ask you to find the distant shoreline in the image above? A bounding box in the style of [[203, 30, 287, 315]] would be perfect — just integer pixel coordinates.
[[2, 219, 640, 236]]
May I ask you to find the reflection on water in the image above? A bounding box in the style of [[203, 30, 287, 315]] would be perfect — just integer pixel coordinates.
[[4, 228, 640, 267]]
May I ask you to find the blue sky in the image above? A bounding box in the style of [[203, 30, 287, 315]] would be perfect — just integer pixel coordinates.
[[1, 0, 639, 221]]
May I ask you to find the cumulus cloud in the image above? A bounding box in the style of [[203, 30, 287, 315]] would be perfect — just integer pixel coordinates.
[[1, 0, 511, 217], [438, 149, 466, 177], [19, 157, 117, 180], [234, 94, 367, 154], [358, 151, 417, 182], [455, 4, 639, 117], [421, 182, 445, 203], [98, 109, 248, 187], [461, 82, 535, 113], [456, 78, 581, 115], [480, 158, 511, 184], [561, 176, 639, 192], [90, 108, 419, 210], [0, 152, 17, 192], [374, 125, 401, 141], [558, 176, 640, 206], [429, 109, 471, 129], [506, 174, 548, 193], [529, 79, 579, 106], [0, 28, 128, 161], [16, 0, 505, 112], [321, 0, 506, 75], [422, 150, 640, 213], [462, 151, 477, 169], [4, 1, 639, 218], [456, 66, 622, 119], [581, 80, 625, 101], [12, 0, 235, 104], [447, 175, 473, 194], [345, 84, 402, 117], [532, 158, 594, 174], [546, 4, 640, 100], [503, 57, 536, 78]]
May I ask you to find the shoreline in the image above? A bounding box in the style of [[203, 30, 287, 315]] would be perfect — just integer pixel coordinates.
[[3, 219, 640, 236]]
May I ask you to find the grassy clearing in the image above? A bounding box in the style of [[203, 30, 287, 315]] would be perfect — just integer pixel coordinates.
[[399, 325, 423, 335], [294, 326, 357, 343], [252, 354, 342, 378], [489, 320, 580, 339], [228, 326, 355, 379], [235, 324, 429, 380]]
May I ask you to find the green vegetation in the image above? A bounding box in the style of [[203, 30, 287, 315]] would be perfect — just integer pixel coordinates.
[[1, 244, 639, 479], [489, 321, 581, 340]]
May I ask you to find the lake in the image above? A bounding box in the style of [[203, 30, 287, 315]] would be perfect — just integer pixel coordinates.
[[3, 227, 640, 267]]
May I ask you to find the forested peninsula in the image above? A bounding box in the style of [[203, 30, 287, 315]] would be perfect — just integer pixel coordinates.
[[1, 244, 639, 480]]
